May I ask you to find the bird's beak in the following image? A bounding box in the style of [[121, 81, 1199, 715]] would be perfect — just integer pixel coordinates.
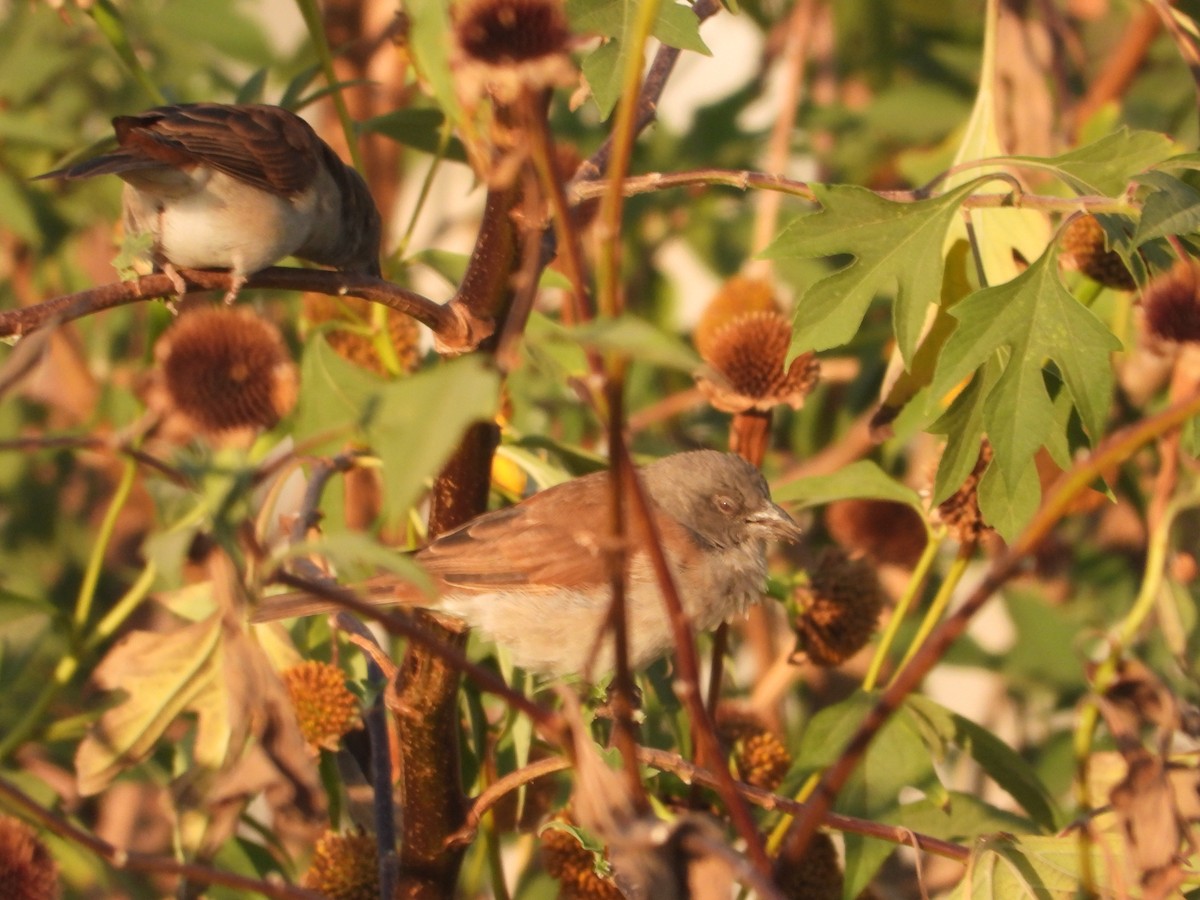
[[748, 502, 803, 543]]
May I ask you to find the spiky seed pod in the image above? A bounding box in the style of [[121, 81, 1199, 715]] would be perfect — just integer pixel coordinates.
[[304, 294, 421, 376], [775, 831, 844, 900], [300, 830, 379, 900], [715, 707, 792, 792], [824, 498, 927, 568], [694, 275, 781, 360], [453, 0, 576, 104], [0, 815, 59, 900], [697, 310, 819, 413], [1142, 259, 1200, 344], [155, 306, 296, 437], [935, 443, 993, 543], [793, 549, 886, 667], [1062, 214, 1136, 291], [540, 823, 624, 900], [282, 661, 360, 752]]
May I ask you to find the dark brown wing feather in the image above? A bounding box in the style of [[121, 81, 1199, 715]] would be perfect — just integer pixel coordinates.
[[37, 104, 321, 196]]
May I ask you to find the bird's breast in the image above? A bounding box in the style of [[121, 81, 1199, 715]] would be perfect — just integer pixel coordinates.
[[122, 171, 318, 274]]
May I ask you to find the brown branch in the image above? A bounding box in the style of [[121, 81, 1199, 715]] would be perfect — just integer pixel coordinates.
[[1068, 4, 1163, 139], [0, 774, 325, 900], [0, 267, 492, 353], [778, 382, 1200, 862], [568, 167, 1142, 212], [614, 439, 773, 877]]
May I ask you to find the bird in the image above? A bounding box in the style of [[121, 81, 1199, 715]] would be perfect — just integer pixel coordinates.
[[36, 103, 382, 302], [253, 450, 802, 678]]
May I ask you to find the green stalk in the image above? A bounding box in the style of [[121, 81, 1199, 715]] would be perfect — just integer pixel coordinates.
[[862, 528, 943, 691]]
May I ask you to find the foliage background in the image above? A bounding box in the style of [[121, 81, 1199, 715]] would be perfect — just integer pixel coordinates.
[[2, 0, 1200, 897]]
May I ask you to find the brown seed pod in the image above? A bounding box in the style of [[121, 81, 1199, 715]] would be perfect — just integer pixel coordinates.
[[1062, 214, 1136, 291], [793, 549, 886, 667], [300, 830, 379, 900], [281, 660, 361, 752], [540, 822, 624, 900], [824, 498, 927, 568], [304, 293, 421, 376], [697, 310, 819, 413], [935, 442, 993, 543], [775, 830, 844, 900], [453, 0, 576, 103], [155, 306, 296, 438], [0, 815, 59, 900], [1142, 259, 1200, 344], [694, 275, 781, 360], [715, 707, 792, 792]]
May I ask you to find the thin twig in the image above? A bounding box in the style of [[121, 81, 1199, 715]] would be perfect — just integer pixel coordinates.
[[614, 440, 773, 876], [635, 747, 970, 863], [0, 267, 491, 352]]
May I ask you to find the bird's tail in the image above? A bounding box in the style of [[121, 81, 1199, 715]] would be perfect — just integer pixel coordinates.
[[251, 575, 427, 623]]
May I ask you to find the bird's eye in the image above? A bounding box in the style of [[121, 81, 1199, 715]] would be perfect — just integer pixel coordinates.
[[714, 495, 737, 515]]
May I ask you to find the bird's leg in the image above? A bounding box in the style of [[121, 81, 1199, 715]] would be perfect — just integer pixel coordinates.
[[221, 272, 247, 305]]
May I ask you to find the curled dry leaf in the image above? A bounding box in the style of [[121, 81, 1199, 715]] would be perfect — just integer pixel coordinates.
[[75, 551, 320, 853]]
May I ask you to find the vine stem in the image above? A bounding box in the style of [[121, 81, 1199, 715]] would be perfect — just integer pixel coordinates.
[[862, 527, 944, 692], [889, 538, 976, 686]]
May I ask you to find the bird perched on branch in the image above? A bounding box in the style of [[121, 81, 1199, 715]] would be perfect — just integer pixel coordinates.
[[254, 450, 802, 678], [37, 103, 382, 302]]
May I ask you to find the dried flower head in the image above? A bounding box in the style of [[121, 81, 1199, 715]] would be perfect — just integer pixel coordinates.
[[541, 822, 624, 900], [300, 830, 378, 900], [304, 294, 421, 376], [155, 306, 296, 438], [282, 661, 360, 752], [1062, 214, 1136, 291], [716, 707, 792, 792], [697, 310, 819, 413], [694, 275, 780, 360], [935, 442, 993, 543], [1142, 259, 1200, 344], [0, 815, 58, 900], [793, 549, 886, 667], [775, 831, 843, 900], [453, 0, 576, 104], [824, 498, 927, 568]]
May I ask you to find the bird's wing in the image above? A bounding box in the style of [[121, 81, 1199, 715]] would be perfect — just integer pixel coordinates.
[[419, 470, 704, 593], [110, 104, 321, 196]]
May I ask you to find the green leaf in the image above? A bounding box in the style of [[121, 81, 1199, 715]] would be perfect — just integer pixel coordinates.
[[977, 456, 1039, 543], [296, 340, 501, 517], [361, 108, 468, 163], [797, 693, 945, 897], [928, 369, 990, 506], [889, 794, 1035, 843], [907, 696, 1061, 831], [930, 249, 1120, 491], [1133, 170, 1200, 245], [947, 833, 1127, 899], [764, 179, 986, 363], [1009, 129, 1176, 196], [579, 40, 625, 120], [406, 0, 461, 126], [772, 460, 924, 513], [568, 0, 709, 117]]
